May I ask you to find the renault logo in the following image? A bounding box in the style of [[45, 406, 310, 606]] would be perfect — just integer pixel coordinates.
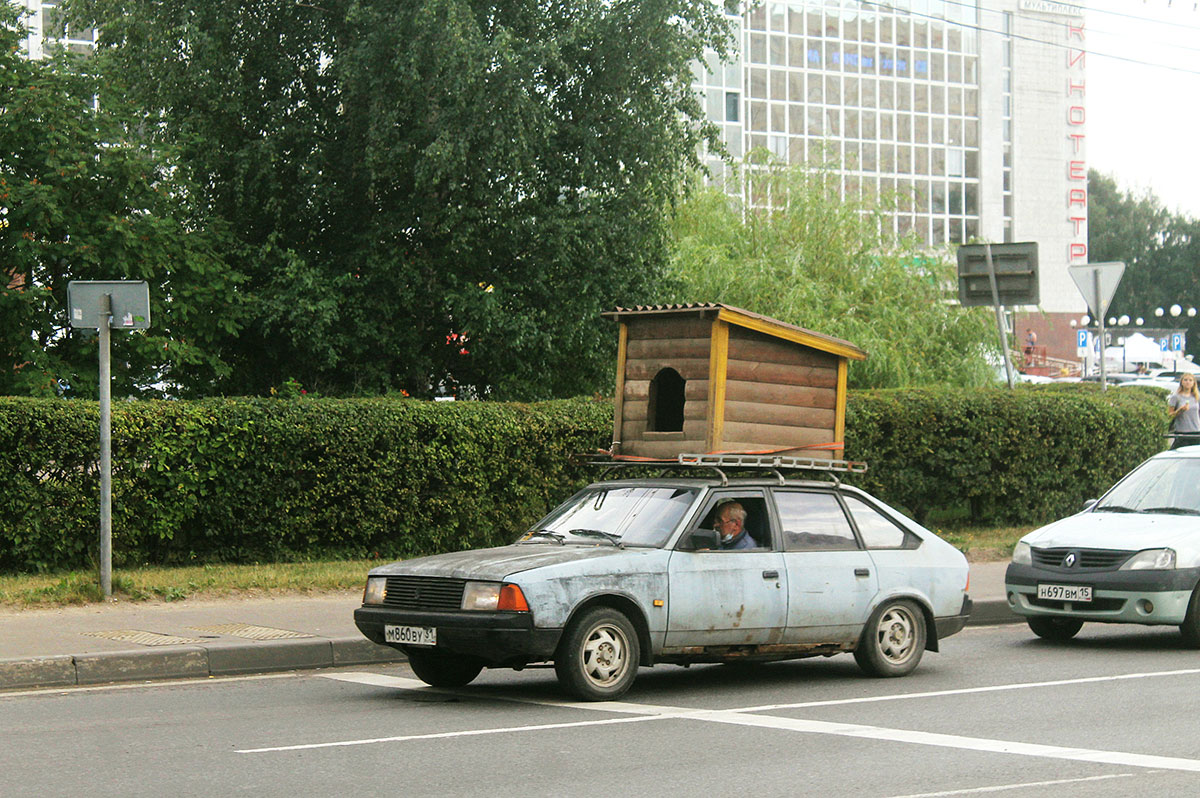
[[1063, 552, 1077, 568]]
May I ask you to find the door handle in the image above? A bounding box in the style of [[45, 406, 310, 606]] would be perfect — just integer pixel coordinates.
[[762, 570, 780, 580], [854, 568, 870, 577]]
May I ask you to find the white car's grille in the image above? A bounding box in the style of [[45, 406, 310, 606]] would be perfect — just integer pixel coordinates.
[[382, 576, 466, 610], [1031, 547, 1133, 570]]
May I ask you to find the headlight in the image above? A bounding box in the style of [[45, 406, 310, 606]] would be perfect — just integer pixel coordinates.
[[363, 576, 387, 605], [1120, 548, 1177, 570], [1012, 541, 1032, 565], [462, 581, 530, 612]]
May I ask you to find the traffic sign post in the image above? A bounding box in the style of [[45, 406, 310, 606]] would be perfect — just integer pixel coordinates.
[[67, 281, 150, 598], [957, 242, 1040, 389], [1068, 262, 1124, 390]]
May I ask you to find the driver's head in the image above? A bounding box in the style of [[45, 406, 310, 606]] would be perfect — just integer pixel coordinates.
[[715, 502, 746, 543]]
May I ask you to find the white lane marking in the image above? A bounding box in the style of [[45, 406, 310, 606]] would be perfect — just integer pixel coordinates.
[[0, 672, 296, 699], [885, 773, 1140, 797], [690, 711, 1200, 773], [738, 667, 1200, 713], [236, 714, 674, 753]]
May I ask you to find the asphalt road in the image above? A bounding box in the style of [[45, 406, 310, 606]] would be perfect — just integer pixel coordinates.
[[4, 621, 1200, 797]]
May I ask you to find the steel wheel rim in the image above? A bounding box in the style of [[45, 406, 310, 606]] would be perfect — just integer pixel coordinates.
[[581, 622, 630, 687], [875, 605, 917, 665]]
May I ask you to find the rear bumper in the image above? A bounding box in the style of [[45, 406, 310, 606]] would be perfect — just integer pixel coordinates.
[[354, 605, 561, 666], [934, 595, 972, 641]]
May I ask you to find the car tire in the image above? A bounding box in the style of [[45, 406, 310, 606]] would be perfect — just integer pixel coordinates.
[[555, 606, 640, 701], [1180, 587, 1200, 648], [854, 599, 926, 677], [405, 649, 484, 688], [1026, 617, 1083, 641]]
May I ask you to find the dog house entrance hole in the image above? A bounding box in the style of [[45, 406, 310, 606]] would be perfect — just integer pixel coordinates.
[[648, 367, 685, 432]]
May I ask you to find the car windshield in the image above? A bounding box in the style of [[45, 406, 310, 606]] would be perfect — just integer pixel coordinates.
[[521, 485, 699, 548], [1095, 456, 1200, 515]]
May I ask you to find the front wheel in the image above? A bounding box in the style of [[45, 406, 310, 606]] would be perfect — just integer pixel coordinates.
[[1179, 587, 1200, 648], [1027, 617, 1083, 641], [854, 599, 926, 677], [405, 648, 484, 688], [555, 607, 640, 701]]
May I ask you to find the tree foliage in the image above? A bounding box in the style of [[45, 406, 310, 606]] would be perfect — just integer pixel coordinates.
[[63, 0, 735, 399], [665, 159, 998, 388], [0, 5, 241, 399], [1089, 169, 1200, 345]]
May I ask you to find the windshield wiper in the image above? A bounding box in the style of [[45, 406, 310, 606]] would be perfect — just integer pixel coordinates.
[[568, 528, 624, 548], [1094, 505, 1140, 513], [524, 530, 565, 545], [1140, 506, 1200, 516]]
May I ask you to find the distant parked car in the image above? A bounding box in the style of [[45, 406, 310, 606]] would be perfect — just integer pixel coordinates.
[[355, 455, 972, 700], [1006, 447, 1200, 644]]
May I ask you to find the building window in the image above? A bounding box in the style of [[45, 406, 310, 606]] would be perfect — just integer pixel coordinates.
[[725, 91, 740, 122]]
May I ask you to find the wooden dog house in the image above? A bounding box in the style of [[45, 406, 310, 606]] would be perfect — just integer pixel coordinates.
[[602, 303, 867, 459]]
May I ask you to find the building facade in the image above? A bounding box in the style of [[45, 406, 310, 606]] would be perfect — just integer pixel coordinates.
[[694, 0, 1090, 364], [17, 0, 96, 59]]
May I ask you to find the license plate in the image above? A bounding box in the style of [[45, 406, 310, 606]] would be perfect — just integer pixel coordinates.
[[1037, 583, 1092, 602], [384, 625, 437, 646]]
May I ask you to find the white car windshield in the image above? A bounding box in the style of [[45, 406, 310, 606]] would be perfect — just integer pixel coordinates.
[[1095, 457, 1200, 515], [522, 486, 699, 548]]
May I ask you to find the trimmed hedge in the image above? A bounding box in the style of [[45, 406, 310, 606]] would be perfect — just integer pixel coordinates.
[[0, 385, 1167, 573], [844, 384, 1165, 525]]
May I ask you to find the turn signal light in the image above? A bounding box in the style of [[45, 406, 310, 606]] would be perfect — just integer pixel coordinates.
[[498, 583, 530, 612]]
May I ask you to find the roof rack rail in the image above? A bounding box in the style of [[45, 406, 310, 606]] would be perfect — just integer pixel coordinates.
[[580, 452, 867, 487]]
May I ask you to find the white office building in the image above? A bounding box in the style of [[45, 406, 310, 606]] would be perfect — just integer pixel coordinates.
[[695, 0, 1090, 358], [17, 0, 97, 59]]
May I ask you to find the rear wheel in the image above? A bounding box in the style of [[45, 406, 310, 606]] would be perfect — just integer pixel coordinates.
[[1027, 617, 1084, 641], [405, 649, 484, 688], [555, 607, 640, 701], [854, 599, 926, 677]]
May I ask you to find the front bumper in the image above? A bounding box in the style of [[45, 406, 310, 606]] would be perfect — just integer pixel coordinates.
[[354, 606, 562, 666], [1005, 563, 1200, 625]]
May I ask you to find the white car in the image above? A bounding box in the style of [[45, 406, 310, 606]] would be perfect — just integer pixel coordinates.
[[356, 455, 972, 700], [1006, 447, 1200, 643]]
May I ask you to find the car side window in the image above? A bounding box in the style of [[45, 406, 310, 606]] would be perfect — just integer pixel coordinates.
[[843, 495, 917, 549], [688, 494, 771, 550], [774, 491, 859, 551]]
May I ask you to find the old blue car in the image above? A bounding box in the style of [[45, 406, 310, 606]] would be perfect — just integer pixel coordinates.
[[354, 456, 971, 700]]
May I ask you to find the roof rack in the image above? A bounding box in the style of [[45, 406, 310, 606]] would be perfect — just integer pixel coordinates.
[[582, 452, 867, 486]]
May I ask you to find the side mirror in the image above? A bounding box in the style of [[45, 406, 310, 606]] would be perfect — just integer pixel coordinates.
[[1082, 499, 1098, 512], [681, 528, 720, 551]]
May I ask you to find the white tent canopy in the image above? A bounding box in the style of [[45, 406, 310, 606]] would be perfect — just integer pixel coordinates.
[[1104, 332, 1167, 370]]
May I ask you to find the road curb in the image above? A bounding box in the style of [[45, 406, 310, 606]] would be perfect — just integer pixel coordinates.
[[967, 598, 1019, 627], [0, 637, 406, 692]]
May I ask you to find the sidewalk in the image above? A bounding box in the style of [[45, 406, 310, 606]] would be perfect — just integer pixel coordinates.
[[0, 561, 1016, 692]]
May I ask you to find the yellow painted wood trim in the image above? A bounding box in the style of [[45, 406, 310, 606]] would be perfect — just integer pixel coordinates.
[[834, 358, 848, 444], [707, 319, 729, 451], [716, 308, 867, 360], [612, 322, 628, 454]]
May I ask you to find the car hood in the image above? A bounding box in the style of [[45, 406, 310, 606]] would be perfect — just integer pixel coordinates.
[[1024, 512, 1200, 552], [367, 544, 638, 581]]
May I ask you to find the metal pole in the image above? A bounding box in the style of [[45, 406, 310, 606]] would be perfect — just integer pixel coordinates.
[[985, 244, 1015, 388], [99, 294, 112, 598], [1095, 270, 1108, 391]]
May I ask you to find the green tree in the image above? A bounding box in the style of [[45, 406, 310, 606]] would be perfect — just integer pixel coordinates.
[[1090, 169, 1200, 349], [66, 0, 735, 399], [666, 159, 997, 388], [0, 5, 242, 398]]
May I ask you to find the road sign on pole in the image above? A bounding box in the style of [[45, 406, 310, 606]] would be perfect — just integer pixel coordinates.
[[1068, 262, 1124, 320], [67, 280, 150, 598]]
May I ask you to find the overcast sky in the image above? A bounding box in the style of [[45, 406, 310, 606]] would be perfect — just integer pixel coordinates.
[[1085, 0, 1200, 219]]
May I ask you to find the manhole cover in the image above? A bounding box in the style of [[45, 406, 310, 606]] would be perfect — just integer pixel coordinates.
[[188, 623, 314, 641], [83, 629, 205, 646]]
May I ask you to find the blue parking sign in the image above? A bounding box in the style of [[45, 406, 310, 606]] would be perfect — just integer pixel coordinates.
[[1076, 330, 1089, 348], [1172, 333, 1184, 352]]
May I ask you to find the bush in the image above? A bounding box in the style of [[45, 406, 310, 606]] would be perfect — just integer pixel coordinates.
[[0, 385, 1166, 573], [844, 383, 1164, 525]]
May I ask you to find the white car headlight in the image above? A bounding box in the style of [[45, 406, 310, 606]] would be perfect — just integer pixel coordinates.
[[363, 576, 387, 605], [1120, 548, 1177, 570], [1012, 541, 1032, 565]]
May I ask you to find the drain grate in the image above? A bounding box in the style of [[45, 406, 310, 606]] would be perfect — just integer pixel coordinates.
[[188, 623, 314, 641], [83, 629, 206, 646]]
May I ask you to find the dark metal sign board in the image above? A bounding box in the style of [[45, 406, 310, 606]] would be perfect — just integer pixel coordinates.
[[956, 242, 1039, 308], [67, 280, 151, 330]]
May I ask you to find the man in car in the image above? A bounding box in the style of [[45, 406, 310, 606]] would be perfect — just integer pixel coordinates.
[[714, 502, 757, 549]]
